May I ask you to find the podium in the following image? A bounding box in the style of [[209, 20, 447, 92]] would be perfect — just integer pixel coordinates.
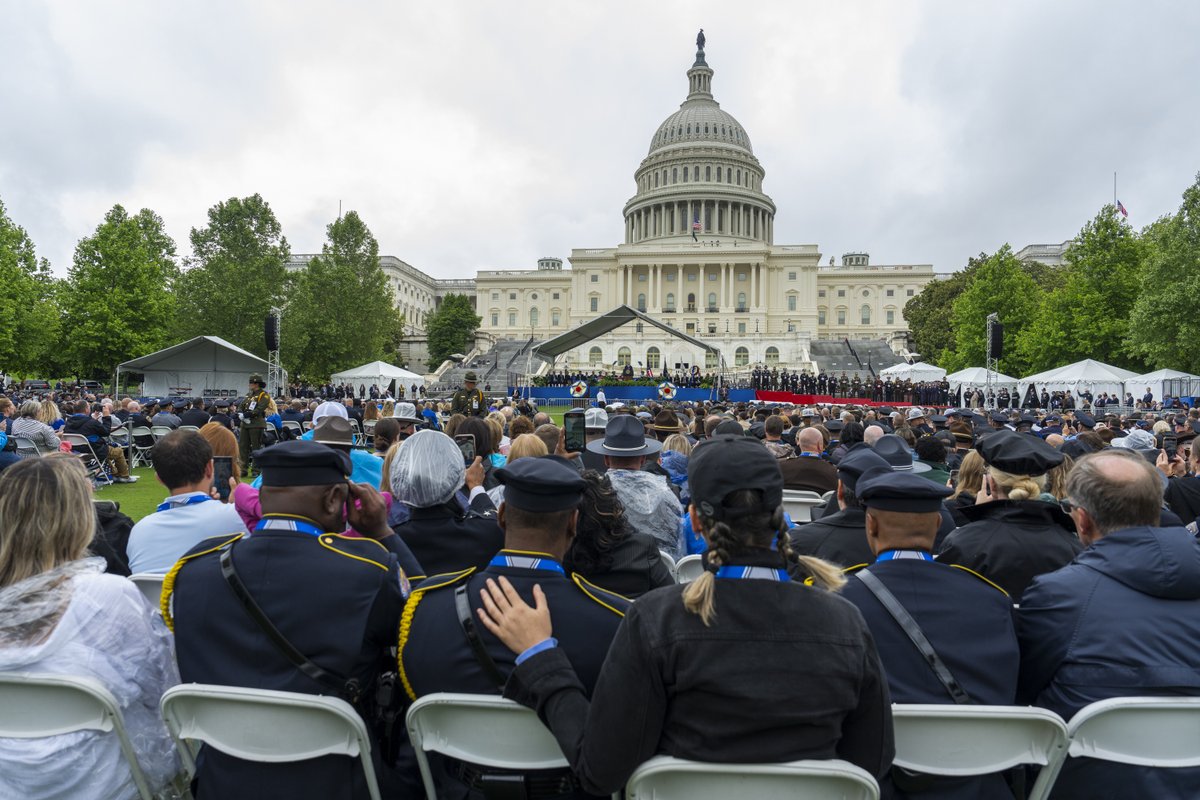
[[571, 398, 589, 409]]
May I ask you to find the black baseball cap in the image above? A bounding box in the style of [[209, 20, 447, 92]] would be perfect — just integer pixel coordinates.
[[688, 435, 783, 520]]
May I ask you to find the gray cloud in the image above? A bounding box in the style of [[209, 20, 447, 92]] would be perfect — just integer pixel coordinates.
[[1, 0, 1197, 278]]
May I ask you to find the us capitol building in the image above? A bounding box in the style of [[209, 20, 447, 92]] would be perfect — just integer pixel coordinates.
[[291, 35, 935, 373]]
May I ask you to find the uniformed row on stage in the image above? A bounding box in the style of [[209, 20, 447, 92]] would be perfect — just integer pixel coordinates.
[[750, 367, 953, 404], [540, 369, 714, 389], [286, 382, 426, 401]]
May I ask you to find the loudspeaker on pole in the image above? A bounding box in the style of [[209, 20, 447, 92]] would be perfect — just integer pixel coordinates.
[[988, 322, 1004, 359], [265, 313, 280, 352]]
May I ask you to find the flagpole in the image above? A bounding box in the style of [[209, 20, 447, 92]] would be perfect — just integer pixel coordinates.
[[1113, 172, 1117, 208]]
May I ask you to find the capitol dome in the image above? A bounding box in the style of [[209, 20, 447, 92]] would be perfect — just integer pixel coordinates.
[[624, 37, 776, 246]]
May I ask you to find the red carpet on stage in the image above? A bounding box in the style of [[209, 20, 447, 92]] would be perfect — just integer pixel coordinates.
[[755, 392, 880, 406]]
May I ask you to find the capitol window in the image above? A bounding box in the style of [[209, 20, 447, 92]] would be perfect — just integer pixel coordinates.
[[693, 166, 699, 181], [617, 347, 631, 367], [818, 289, 826, 298], [491, 292, 499, 301], [705, 166, 711, 181], [552, 310, 560, 326], [837, 289, 845, 297], [737, 292, 746, 309], [787, 295, 796, 311], [590, 274, 598, 282], [886, 289, 894, 297], [590, 297, 598, 312], [530, 308, 539, 326], [705, 351, 718, 369], [647, 347, 660, 369], [738, 322, 746, 334], [737, 169, 742, 184], [907, 289, 915, 296], [637, 293, 646, 311], [589, 347, 602, 365], [491, 313, 498, 326], [837, 309, 846, 326], [818, 309, 827, 325], [654, 173, 659, 187], [707, 292, 717, 309], [788, 272, 796, 280], [682, 169, 688, 183], [552, 292, 559, 299], [765, 347, 780, 365], [509, 292, 516, 300], [862, 290, 870, 297], [737, 272, 745, 281], [861, 305, 871, 324], [638, 273, 647, 281], [886, 309, 895, 325], [735, 347, 749, 366], [672, 167, 678, 183], [531, 293, 538, 300], [666, 292, 675, 310], [508, 312, 517, 327], [687, 273, 696, 282]]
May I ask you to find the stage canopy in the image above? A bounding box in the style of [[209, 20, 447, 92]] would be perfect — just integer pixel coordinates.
[[878, 361, 947, 381], [532, 305, 720, 361], [118, 336, 269, 398], [330, 360, 426, 388], [1018, 359, 1140, 402], [1124, 368, 1200, 402], [945, 367, 1018, 394]]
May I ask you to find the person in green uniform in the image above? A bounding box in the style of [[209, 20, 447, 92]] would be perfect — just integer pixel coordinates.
[[450, 371, 486, 417], [238, 375, 271, 476]]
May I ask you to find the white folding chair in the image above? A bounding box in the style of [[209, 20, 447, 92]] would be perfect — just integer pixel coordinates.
[[61, 432, 113, 486], [160, 683, 381, 800], [781, 489, 825, 523], [11, 435, 42, 457], [282, 420, 303, 436], [674, 554, 705, 584], [128, 573, 165, 611], [405, 692, 569, 800], [150, 426, 174, 442], [363, 420, 376, 446], [890, 704, 1069, 800], [658, 549, 678, 582], [129, 426, 156, 468], [820, 489, 836, 505], [0, 672, 156, 800], [1064, 696, 1200, 773], [625, 755, 879, 800], [348, 418, 364, 447], [178, 425, 200, 433]]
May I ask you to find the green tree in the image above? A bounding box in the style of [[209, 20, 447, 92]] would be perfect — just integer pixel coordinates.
[[425, 293, 481, 370], [1016, 205, 1147, 374], [0, 198, 62, 377], [61, 205, 178, 380], [1128, 174, 1200, 372], [903, 254, 985, 364], [174, 193, 290, 353], [939, 245, 1039, 375], [285, 211, 404, 379]]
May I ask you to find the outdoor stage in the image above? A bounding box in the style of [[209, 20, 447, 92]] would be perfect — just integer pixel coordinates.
[[521, 386, 912, 407]]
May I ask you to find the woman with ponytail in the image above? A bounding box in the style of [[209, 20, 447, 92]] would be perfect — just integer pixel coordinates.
[[938, 429, 1082, 602], [476, 435, 894, 797]]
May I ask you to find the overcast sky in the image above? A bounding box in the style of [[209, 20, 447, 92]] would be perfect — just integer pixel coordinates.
[[2, 1, 1197, 279]]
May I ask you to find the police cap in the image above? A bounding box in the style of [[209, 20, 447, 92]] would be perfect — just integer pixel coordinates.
[[497, 455, 586, 513], [689, 435, 783, 520], [1074, 411, 1095, 428], [254, 440, 352, 487], [836, 446, 891, 492], [974, 428, 1063, 475], [856, 466, 953, 513]]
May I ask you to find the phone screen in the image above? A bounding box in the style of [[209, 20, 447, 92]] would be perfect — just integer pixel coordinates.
[[212, 456, 233, 501], [455, 434, 476, 466], [949, 469, 959, 488], [563, 410, 586, 453], [1163, 435, 1178, 456]]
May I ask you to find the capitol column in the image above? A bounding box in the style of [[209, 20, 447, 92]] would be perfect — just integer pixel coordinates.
[[750, 262, 757, 309]]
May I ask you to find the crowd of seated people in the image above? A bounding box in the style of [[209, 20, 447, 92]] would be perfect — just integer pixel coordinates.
[[6, 376, 1200, 798]]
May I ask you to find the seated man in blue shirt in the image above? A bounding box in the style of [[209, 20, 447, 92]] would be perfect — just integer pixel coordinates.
[[126, 429, 248, 573]]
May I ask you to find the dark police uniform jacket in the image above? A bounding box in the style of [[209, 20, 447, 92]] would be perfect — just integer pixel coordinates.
[[788, 507, 874, 569], [569, 532, 675, 600], [391, 491, 502, 581], [451, 387, 486, 417], [399, 550, 629, 799], [937, 499, 1082, 603], [842, 555, 1019, 799], [165, 522, 407, 800], [502, 549, 894, 797]]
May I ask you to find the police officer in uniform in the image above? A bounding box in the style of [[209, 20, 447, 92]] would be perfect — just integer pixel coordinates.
[[790, 446, 892, 569], [841, 467, 1018, 798], [164, 441, 410, 800], [237, 374, 271, 476], [398, 455, 629, 798], [451, 371, 487, 417]]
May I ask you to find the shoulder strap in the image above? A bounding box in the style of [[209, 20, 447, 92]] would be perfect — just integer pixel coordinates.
[[855, 569, 973, 705], [220, 545, 362, 703], [454, 583, 507, 691]]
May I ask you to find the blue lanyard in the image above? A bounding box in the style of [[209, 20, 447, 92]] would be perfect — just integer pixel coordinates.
[[715, 565, 790, 582], [488, 553, 565, 574], [875, 549, 934, 562], [255, 517, 325, 537], [157, 494, 212, 513]]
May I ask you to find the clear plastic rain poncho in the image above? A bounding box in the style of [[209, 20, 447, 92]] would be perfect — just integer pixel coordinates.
[[0, 558, 182, 799], [390, 429, 466, 508]]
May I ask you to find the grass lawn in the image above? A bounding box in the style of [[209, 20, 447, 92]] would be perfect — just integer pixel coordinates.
[[96, 467, 164, 523], [101, 410, 576, 523]]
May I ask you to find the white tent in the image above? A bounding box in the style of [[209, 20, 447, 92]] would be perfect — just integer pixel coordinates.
[[1124, 368, 1200, 403], [330, 360, 426, 390], [1018, 359, 1140, 403], [945, 367, 1018, 396], [878, 361, 947, 381], [118, 336, 270, 398]]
